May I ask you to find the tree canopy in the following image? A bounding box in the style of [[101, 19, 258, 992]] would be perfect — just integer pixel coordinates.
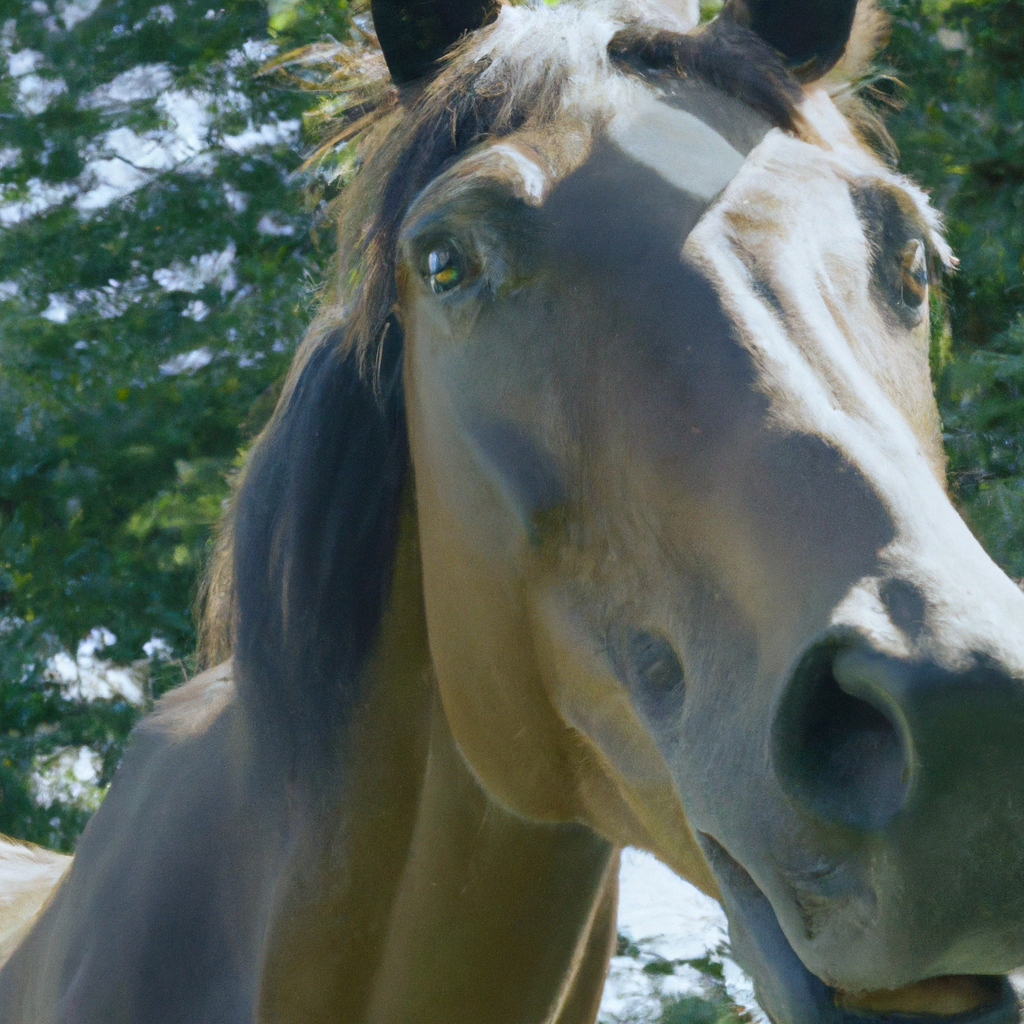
[[887, 0, 1024, 576], [0, 0, 344, 847], [0, 0, 1023, 856]]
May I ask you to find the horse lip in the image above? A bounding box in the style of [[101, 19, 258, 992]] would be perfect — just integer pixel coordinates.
[[830, 982, 1020, 1024], [695, 832, 1022, 1024]]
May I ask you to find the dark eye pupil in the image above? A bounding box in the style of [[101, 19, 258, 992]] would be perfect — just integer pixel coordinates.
[[607, 629, 685, 720], [427, 248, 462, 294], [625, 631, 684, 693]]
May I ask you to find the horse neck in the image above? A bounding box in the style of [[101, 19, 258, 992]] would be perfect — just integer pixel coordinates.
[[254, 505, 433, 1020], [256, 507, 619, 1024]]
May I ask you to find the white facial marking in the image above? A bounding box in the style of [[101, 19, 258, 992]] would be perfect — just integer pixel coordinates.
[[830, 582, 911, 658], [470, 0, 699, 116], [490, 143, 549, 204], [678, 101, 1024, 678], [609, 93, 745, 202], [800, 87, 954, 269]]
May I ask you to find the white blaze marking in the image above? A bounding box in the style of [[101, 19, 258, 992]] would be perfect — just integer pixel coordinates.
[[491, 143, 548, 204], [609, 94, 744, 202], [830, 582, 911, 658]]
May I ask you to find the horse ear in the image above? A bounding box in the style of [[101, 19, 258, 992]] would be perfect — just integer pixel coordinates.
[[371, 0, 501, 85], [723, 0, 859, 81]]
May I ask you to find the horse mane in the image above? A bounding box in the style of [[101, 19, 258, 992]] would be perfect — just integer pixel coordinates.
[[198, 0, 889, 772]]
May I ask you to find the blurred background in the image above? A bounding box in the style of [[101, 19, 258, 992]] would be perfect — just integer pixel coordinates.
[[0, 0, 1021, 1016]]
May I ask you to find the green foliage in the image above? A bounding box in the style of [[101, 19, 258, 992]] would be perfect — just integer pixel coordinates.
[[0, 0, 334, 848], [885, 0, 1024, 574], [886, 0, 1024, 346], [659, 994, 740, 1024], [267, 0, 350, 42], [644, 958, 679, 977], [608, 933, 746, 1024], [940, 314, 1024, 575], [682, 956, 726, 983]]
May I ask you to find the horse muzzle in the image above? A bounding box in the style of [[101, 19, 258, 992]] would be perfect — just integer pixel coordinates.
[[694, 632, 1024, 1024], [700, 831, 1021, 1024]]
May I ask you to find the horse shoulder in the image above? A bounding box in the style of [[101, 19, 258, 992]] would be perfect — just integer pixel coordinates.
[[138, 658, 236, 742], [0, 662, 235, 977], [0, 661, 286, 1024], [0, 839, 72, 969]]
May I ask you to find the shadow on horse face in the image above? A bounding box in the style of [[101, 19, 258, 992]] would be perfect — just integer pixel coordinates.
[[397, 28, 1024, 1024]]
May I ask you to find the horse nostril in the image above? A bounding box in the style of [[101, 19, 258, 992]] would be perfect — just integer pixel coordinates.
[[771, 640, 912, 831]]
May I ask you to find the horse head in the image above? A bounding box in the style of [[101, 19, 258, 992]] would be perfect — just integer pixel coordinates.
[[327, 0, 1024, 1020], [4, 2, 1024, 1022]]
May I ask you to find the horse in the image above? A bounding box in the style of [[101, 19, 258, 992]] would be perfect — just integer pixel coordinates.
[[0, 842, 70, 970], [4, 0, 1024, 1020]]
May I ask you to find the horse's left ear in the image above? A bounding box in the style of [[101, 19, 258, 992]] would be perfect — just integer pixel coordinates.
[[371, 0, 501, 85], [723, 0, 859, 81]]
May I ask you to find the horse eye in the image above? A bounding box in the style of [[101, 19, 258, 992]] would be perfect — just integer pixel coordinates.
[[613, 630, 685, 702], [426, 247, 464, 294], [900, 240, 928, 311]]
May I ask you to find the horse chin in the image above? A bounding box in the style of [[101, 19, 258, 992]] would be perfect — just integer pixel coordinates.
[[697, 833, 1022, 1024]]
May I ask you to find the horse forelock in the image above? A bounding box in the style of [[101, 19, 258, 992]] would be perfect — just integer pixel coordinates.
[[200, 0, 909, 770], [329, 0, 875, 366]]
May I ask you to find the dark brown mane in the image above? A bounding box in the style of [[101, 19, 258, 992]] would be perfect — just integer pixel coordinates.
[[337, 53, 566, 368], [339, 10, 807, 370], [608, 17, 804, 134]]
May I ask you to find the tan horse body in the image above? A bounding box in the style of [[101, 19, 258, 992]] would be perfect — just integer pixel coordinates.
[[4, 1, 1024, 1021], [0, 841, 70, 970], [0, 526, 618, 1022]]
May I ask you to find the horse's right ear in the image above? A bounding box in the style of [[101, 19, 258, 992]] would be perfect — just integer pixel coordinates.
[[371, 0, 501, 85], [722, 0, 859, 81]]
